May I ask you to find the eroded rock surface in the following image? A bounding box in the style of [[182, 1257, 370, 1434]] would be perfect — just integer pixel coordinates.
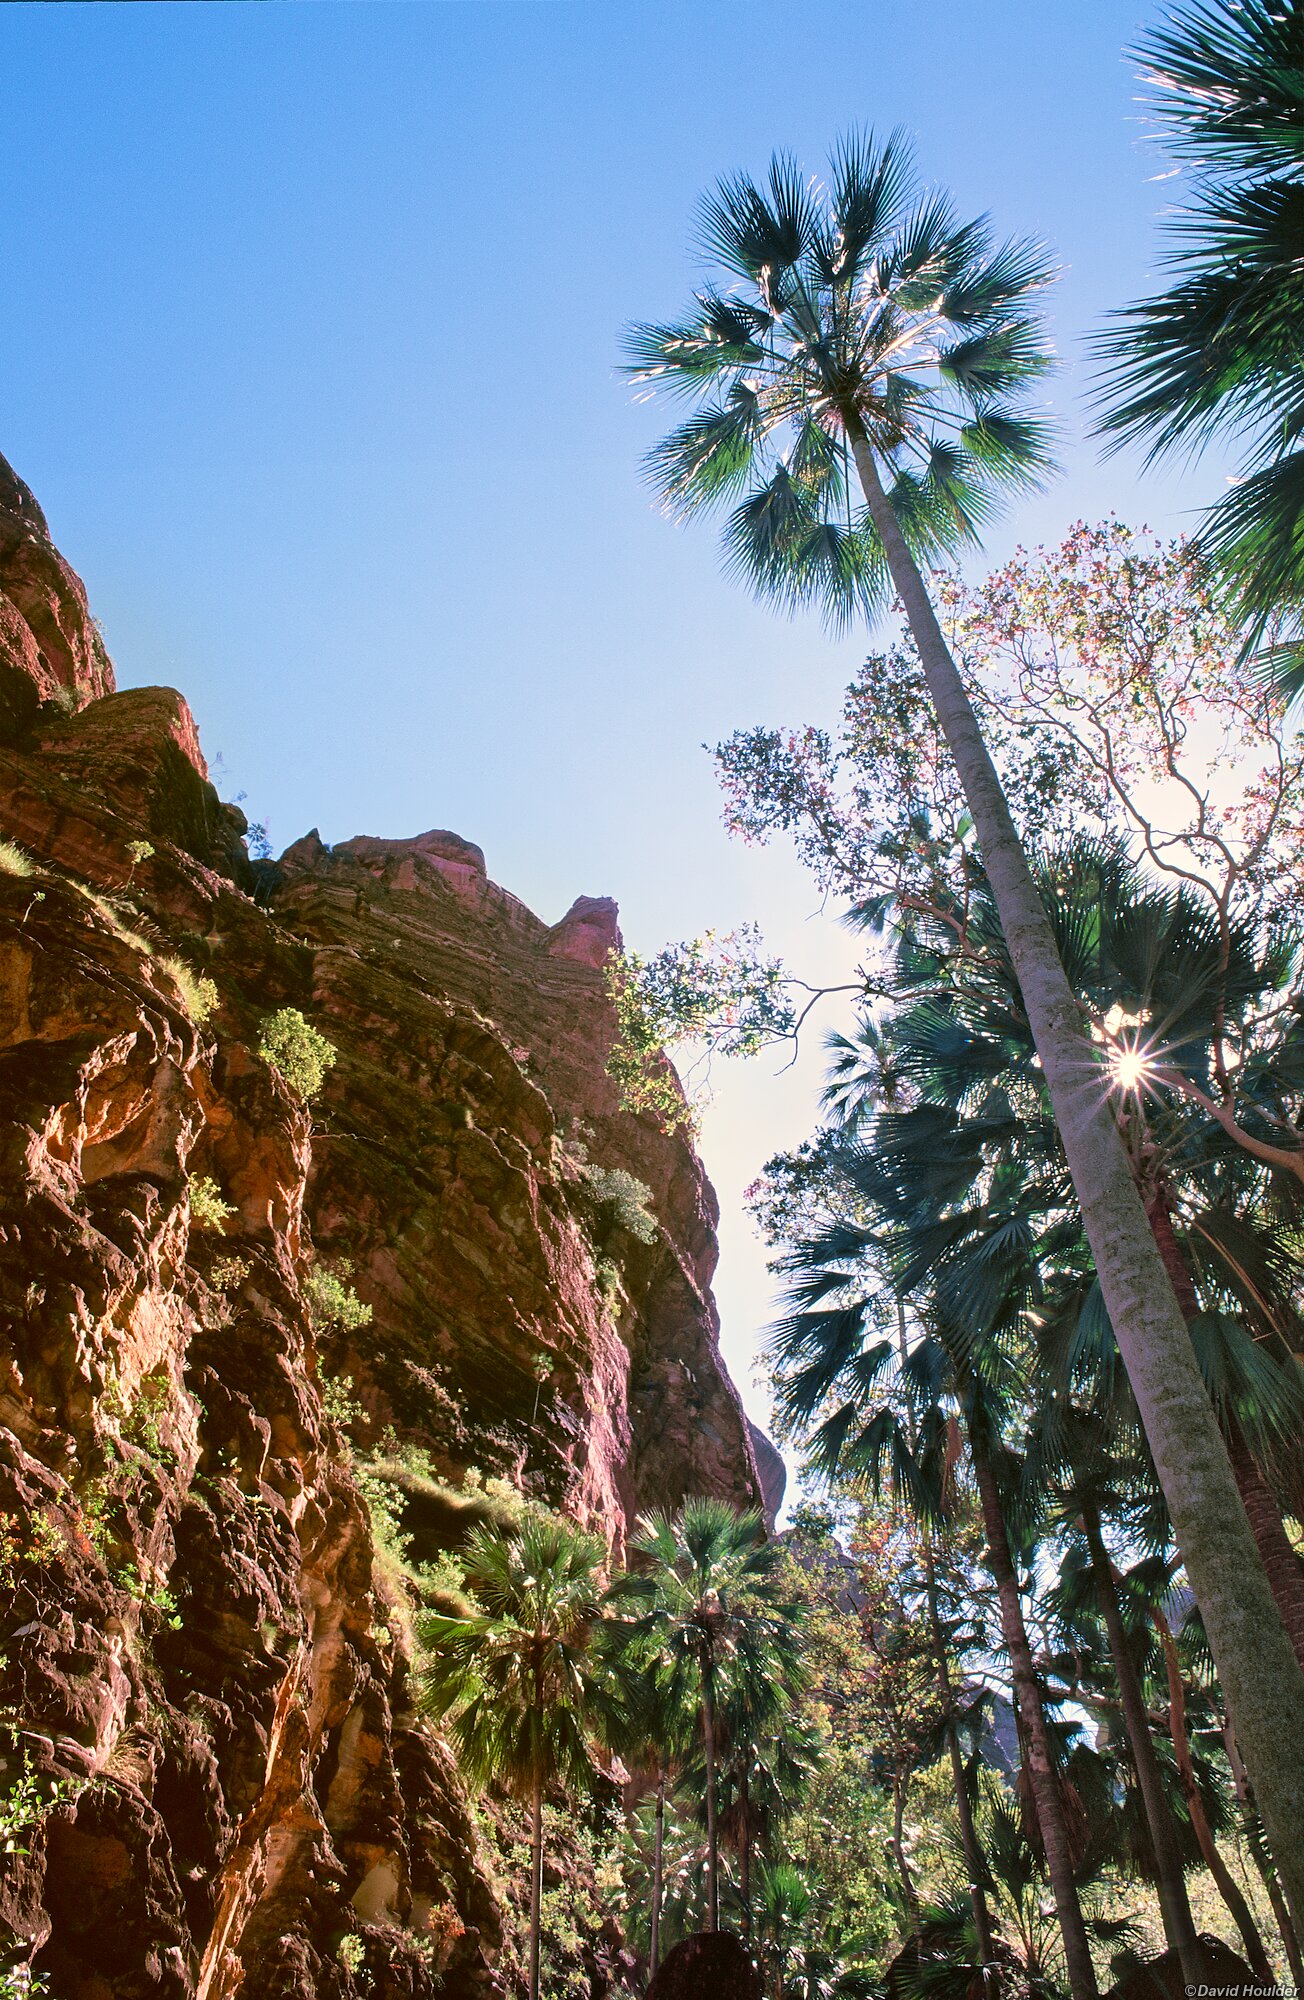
[[0, 459, 762, 1997]]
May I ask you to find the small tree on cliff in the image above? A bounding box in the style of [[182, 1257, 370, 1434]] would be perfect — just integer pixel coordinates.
[[416, 1516, 610, 2000], [627, 132, 1304, 1919]]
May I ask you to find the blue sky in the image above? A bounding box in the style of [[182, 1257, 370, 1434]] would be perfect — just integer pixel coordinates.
[[1, 0, 1229, 1455]]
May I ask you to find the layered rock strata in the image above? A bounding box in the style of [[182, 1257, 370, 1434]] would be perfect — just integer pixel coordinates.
[[0, 453, 762, 1999]]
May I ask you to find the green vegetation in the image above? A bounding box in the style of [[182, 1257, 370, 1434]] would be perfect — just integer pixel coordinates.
[[417, 1516, 611, 2000], [71, 881, 153, 956], [188, 1175, 234, 1231], [0, 1970, 48, 2000], [1095, 0, 1304, 686], [160, 956, 218, 1024], [579, 1163, 658, 1246], [0, 1739, 89, 1858], [257, 1006, 337, 1102], [304, 1263, 373, 1335], [124, 838, 154, 885], [208, 1254, 250, 1294], [6, 7, 1304, 1994], [612, 1499, 803, 1936], [629, 120, 1304, 1917]]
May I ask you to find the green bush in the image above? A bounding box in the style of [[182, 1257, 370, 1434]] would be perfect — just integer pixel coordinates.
[[189, 1175, 234, 1231], [161, 957, 218, 1024], [305, 1265, 373, 1335], [580, 1164, 658, 1245], [0, 1968, 49, 1999], [257, 1007, 336, 1102]]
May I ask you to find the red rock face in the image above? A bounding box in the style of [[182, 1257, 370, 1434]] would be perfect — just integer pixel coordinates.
[[0, 453, 115, 735], [0, 462, 762, 1997]]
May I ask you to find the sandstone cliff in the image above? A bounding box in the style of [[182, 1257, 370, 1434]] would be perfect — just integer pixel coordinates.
[[0, 454, 763, 1999]]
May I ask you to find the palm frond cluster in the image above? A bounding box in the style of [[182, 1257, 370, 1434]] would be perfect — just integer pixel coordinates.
[[627, 131, 1056, 630], [1095, 0, 1304, 675]]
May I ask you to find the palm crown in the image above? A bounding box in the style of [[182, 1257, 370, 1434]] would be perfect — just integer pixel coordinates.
[[626, 131, 1058, 626], [416, 1514, 608, 1795]]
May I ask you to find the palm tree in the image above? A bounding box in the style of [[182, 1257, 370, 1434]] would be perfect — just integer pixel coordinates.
[[859, 839, 1304, 1665], [753, 1862, 874, 2000], [1094, 0, 1304, 681], [776, 835, 1304, 1969], [1029, 1404, 1205, 1982], [772, 1268, 1102, 2000], [415, 1515, 610, 2000], [613, 1497, 803, 1934], [603, 1635, 699, 1978], [697, 1717, 821, 1939], [629, 133, 1304, 1898], [900, 1783, 1137, 2000]]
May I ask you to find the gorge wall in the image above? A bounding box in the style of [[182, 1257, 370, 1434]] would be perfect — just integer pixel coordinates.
[[0, 455, 765, 1999]]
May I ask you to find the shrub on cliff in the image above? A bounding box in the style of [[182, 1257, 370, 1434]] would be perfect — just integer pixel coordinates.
[[188, 1175, 234, 1230], [305, 1263, 372, 1335], [257, 1006, 336, 1102], [580, 1164, 658, 1246], [161, 956, 218, 1025], [604, 950, 692, 1133]]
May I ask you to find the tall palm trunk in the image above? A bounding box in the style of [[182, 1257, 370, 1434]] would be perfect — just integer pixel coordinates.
[[967, 1418, 1100, 2000], [703, 1658, 720, 1933], [1144, 1188, 1304, 1673], [901, 1290, 996, 1967], [1150, 1606, 1275, 1982], [847, 420, 1304, 1917], [1081, 1507, 1203, 1982], [738, 1762, 752, 1938], [922, 1530, 997, 1966], [529, 1774, 544, 2000], [1223, 1718, 1304, 1988], [651, 1756, 667, 1977]]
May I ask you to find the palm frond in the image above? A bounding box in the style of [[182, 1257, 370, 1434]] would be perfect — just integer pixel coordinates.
[[823, 126, 915, 282], [1135, 0, 1304, 172], [938, 231, 1058, 325], [645, 387, 768, 512], [698, 155, 818, 286]]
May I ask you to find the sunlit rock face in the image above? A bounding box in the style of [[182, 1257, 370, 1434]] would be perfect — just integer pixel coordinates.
[[0, 456, 764, 1999]]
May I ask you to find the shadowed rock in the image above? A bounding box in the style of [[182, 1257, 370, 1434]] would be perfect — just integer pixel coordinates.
[[647, 1933, 763, 2000], [1103, 1936, 1256, 2000]]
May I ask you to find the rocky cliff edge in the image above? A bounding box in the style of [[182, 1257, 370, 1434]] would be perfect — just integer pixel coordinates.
[[0, 453, 763, 1999]]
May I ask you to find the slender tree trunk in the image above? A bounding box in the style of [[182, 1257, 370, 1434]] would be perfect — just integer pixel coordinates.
[[651, 1756, 667, 1978], [1150, 1606, 1275, 1981], [1144, 1189, 1304, 1674], [1082, 1508, 1203, 1981], [891, 1759, 919, 1929], [529, 1774, 544, 2000], [739, 1762, 752, 1939], [846, 422, 1304, 1920], [703, 1660, 719, 1933], [902, 1290, 997, 1968], [1224, 1718, 1304, 1988], [968, 1418, 1100, 2000], [922, 1531, 997, 1966]]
